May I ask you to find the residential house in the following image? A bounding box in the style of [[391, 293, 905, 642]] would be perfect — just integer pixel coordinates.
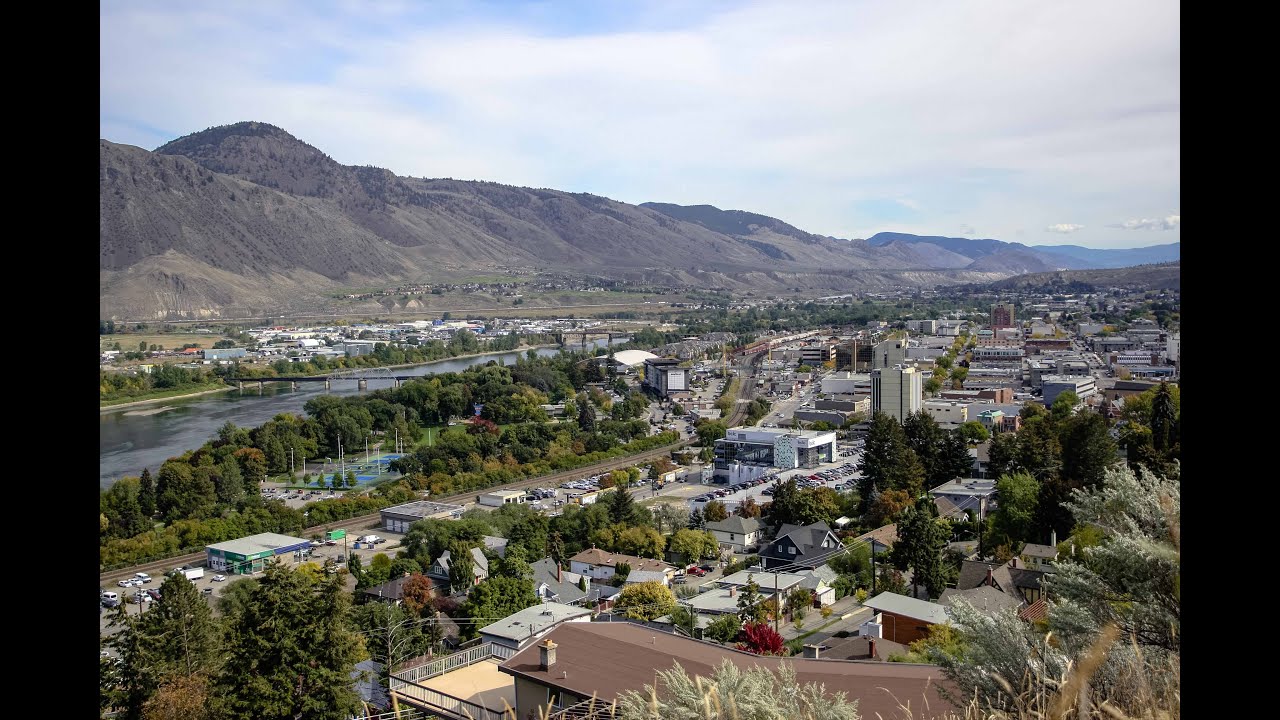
[[623, 569, 671, 587], [361, 574, 416, 604], [530, 558, 591, 605], [759, 521, 843, 570], [955, 558, 1049, 606], [853, 523, 897, 556], [1019, 542, 1059, 572], [567, 548, 675, 583], [705, 515, 764, 554], [797, 564, 838, 606], [803, 635, 908, 662], [482, 535, 509, 558], [428, 547, 489, 589], [478, 602, 592, 652], [861, 591, 952, 645], [493, 622, 955, 720], [937, 585, 1023, 617], [970, 441, 992, 479]]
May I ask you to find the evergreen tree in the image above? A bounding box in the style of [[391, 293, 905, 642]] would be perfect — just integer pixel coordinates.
[[214, 562, 363, 720], [1149, 381, 1177, 454], [140, 574, 221, 680], [736, 575, 767, 624], [903, 410, 947, 486], [577, 401, 597, 433], [891, 497, 951, 599], [138, 467, 156, 518], [687, 507, 706, 530], [447, 542, 475, 594], [857, 412, 926, 513], [547, 531, 566, 567], [215, 457, 244, 506], [605, 486, 637, 525], [940, 430, 976, 481], [1058, 412, 1118, 490]]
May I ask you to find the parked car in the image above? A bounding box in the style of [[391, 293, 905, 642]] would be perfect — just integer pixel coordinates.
[[146, 589, 162, 601], [212, 574, 227, 582], [686, 565, 706, 577], [135, 572, 152, 583], [117, 579, 133, 588]]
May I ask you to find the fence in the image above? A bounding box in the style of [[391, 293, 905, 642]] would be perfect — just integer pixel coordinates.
[[392, 684, 512, 720], [391, 643, 516, 686], [547, 696, 619, 720]]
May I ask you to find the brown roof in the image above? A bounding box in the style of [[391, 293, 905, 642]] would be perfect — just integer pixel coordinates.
[[855, 523, 898, 548], [818, 635, 909, 661], [567, 548, 673, 574], [1018, 598, 1049, 622], [499, 623, 956, 719]]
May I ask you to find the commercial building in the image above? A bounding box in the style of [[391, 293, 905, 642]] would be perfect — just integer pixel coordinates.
[[991, 303, 1016, 329], [872, 338, 908, 369], [1041, 375, 1097, 406], [379, 500, 464, 533], [939, 388, 1013, 404], [871, 365, 922, 423], [642, 358, 688, 397], [821, 371, 871, 395], [800, 342, 835, 366], [923, 400, 969, 429], [206, 532, 312, 575], [972, 346, 1024, 363], [712, 426, 837, 480], [202, 347, 247, 360], [479, 490, 529, 507]]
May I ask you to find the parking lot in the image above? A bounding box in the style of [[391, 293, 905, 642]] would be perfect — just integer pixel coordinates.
[[688, 449, 863, 514]]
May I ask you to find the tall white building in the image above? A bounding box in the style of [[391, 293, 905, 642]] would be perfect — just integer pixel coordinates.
[[871, 365, 922, 423]]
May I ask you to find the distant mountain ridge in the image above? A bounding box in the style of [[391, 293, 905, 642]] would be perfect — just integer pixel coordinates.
[[100, 121, 1177, 319], [866, 232, 1179, 270]]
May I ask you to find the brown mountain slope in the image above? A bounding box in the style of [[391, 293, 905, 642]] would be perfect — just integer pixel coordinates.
[[102, 121, 1034, 319]]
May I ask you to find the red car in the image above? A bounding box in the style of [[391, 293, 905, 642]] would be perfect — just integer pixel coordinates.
[[686, 566, 706, 577]]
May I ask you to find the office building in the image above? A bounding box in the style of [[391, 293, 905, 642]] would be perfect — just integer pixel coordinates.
[[871, 365, 922, 423], [991, 303, 1016, 330]]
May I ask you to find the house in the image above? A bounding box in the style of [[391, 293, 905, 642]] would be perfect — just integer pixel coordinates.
[[478, 602, 592, 652], [567, 548, 675, 582], [428, 546, 489, 589], [361, 574, 418, 604], [1018, 597, 1050, 623], [797, 565, 838, 606], [482, 535, 509, 559], [937, 585, 1023, 617], [1019, 542, 1058, 572], [623, 569, 670, 587], [803, 635, 908, 661], [861, 591, 952, 644], [853, 523, 898, 556], [955, 558, 1050, 606], [970, 441, 992, 478], [759, 521, 843, 569], [530, 558, 591, 605], [494, 622, 955, 720], [705, 515, 763, 554]]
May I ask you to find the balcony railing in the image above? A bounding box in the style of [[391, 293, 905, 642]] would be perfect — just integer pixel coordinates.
[[391, 642, 516, 686], [388, 643, 520, 720]]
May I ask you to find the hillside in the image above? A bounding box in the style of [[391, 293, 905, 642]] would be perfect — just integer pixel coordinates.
[[866, 232, 1179, 270], [101, 122, 1173, 319], [981, 262, 1181, 292]]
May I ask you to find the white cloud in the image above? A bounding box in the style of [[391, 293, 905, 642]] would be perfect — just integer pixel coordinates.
[[99, 0, 1179, 249], [958, 223, 976, 235], [1045, 223, 1084, 233], [1109, 214, 1180, 230]]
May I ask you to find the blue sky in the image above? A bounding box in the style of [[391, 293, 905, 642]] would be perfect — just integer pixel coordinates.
[[100, 0, 1179, 249]]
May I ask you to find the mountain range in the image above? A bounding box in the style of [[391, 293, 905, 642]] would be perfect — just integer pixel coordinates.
[[99, 122, 1179, 319]]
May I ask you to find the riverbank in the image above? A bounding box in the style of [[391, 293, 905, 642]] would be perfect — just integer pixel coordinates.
[[100, 384, 235, 412]]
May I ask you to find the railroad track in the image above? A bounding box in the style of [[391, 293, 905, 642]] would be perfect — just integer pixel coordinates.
[[100, 441, 687, 584]]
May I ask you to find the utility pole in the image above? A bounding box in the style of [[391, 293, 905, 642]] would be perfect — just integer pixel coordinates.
[[290, 447, 295, 480], [871, 546, 877, 594], [774, 571, 780, 633]]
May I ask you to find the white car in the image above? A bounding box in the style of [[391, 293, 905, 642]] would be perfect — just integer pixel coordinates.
[[135, 572, 152, 584], [117, 579, 133, 588], [212, 574, 227, 582]]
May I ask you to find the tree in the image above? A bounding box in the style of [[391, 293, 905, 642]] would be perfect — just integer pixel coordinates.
[[605, 486, 638, 525], [736, 622, 785, 655], [141, 574, 220, 679], [949, 366, 968, 389], [447, 542, 476, 593], [214, 562, 363, 720], [858, 412, 925, 512], [142, 674, 212, 720], [1058, 412, 1118, 490], [703, 500, 729, 522], [616, 659, 860, 720], [956, 421, 989, 444], [669, 529, 719, 564], [155, 462, 215, 523], [547, 531, 566, 567], [687, 507, 705, 530], [703, 614, 743, 644], [903, 410, 947, 487], [617, 526, 666, 559], [736, 575, 767, 624], [616, 581, 677, 621], [232, 447, 268, 485], [388, 557, 423, 580], [737, 496, 761, 519], [865, 488, 913, 528], [460, 577, 538, 638], [939, 430, 976, 481], [891, 497, 951, 599], [1050, 390, 1079, 421], [985, 472, 1040, 549], [577, 401, 597, 433], [138, 468, 156, 518], [400, 574, 436, 618]]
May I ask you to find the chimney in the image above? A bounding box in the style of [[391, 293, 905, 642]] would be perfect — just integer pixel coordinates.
[[1010, 558, 1017, 568], [557, 565, 562, 583], [868, 638, 877, 659], [538, 639, 557, 671], [1050, 529, 1058, 548], [729, 586, 736, 597], [802, 644, 822, 659], [985, 568, 993, 586]]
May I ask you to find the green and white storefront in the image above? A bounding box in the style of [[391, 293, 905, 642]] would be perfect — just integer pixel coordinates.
[[206, 532, 313, 575]]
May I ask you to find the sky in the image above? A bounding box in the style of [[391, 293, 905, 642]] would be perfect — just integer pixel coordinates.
[[100, 0, 1179, 249]]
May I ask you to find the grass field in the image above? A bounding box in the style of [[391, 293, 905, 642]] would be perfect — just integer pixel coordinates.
[[100, 332, 227, 352]]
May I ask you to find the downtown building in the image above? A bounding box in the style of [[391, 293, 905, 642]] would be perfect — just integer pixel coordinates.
[[871, 365, 922, 423]]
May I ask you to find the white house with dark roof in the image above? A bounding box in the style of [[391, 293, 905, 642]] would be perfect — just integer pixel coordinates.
[[428, 547, 489, 588], [705, 515, 764, 553], [529, 558, 591, 605], [477, 602, 592, 651]]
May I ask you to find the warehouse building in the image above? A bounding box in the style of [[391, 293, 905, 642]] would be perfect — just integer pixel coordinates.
[[379, 500, 465, 533]]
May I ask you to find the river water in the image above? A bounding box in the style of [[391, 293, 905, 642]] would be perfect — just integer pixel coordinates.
[[99, 340, 626, 489]]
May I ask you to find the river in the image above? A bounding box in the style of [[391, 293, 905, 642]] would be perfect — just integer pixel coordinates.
[[99, 339, 627, 489]]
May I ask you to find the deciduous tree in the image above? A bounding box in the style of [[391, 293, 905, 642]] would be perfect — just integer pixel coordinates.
[[616, 581, 676, 621]]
